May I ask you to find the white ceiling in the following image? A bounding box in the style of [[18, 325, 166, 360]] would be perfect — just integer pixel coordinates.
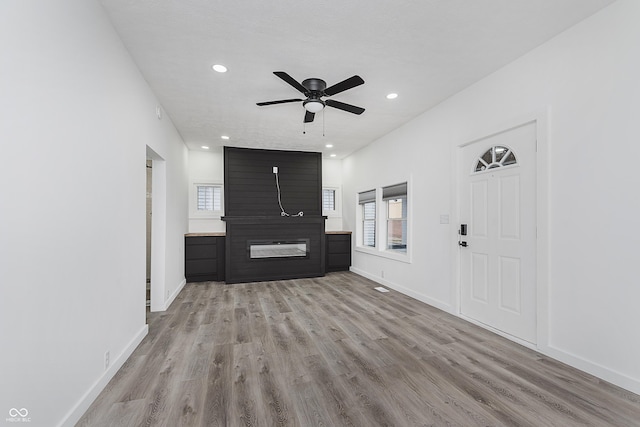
[[99, 0, 614, 159]]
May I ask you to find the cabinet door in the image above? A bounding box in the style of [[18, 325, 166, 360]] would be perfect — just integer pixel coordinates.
[[186, 243, 217, 260], [185, 236, 221, 282], [326, 234, 351, 272]]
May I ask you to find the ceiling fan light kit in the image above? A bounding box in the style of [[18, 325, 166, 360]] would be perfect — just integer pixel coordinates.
[[303, 99, 325, 113], [257, 71, 365, 124]]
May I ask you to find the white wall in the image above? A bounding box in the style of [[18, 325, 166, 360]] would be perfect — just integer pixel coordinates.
[[344, 0, 640, 394], [188, 148, 225, 233], [322, 158, 345, 231], [187, 152, 345, 232], [0, 1, 188, 426]]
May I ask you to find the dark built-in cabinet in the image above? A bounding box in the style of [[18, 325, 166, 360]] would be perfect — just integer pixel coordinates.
[[185, 231, 351, 283], [185, 234, 225, 282], [325, 232, 352, 272]]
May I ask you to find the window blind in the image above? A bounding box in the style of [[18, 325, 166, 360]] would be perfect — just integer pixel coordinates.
[[197, 185, 221, 211], [358, 189, 376, 204], [322, 189, 335, 211], [382, 183, 407, 200]]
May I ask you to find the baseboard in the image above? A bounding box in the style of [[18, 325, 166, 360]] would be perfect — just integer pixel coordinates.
[[59, 324, 148, 427], [349, 267, 454, 314], [163, 278, 187, 311], [540, 344, 640, 395]]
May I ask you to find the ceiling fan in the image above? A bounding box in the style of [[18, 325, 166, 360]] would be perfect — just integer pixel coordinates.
[[257, 71, 365, 123]]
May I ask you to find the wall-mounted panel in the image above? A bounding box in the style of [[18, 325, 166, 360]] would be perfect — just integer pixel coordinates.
[[224, 147, 322, 217]]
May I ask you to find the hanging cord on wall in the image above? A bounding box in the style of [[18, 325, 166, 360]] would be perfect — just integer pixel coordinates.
[[275, 171, 303, 217]]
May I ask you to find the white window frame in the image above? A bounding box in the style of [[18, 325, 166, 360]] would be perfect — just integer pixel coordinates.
[[354, 180, 411, 263], [383, 182, 408, 254], [356, 189, 377, 249], [190, 183, 224, 218], [322, 186, 342, 218]]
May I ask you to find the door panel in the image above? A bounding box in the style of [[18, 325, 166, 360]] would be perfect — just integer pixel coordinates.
[[471, 180, 489, 238], [460, 122, 537, 344], [499, 175, 520, 240], [471, 253, 489, 302], [499, 256, 521, 313]]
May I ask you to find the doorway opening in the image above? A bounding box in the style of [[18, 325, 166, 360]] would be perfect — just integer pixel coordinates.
[[146, 146, 167, 313], [146, 159, 152, 307]]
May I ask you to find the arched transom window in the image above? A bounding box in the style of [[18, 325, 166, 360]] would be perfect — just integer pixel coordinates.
[[474, 146, 517, 173]]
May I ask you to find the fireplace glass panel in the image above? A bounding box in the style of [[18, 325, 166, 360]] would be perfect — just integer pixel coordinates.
[[248, 239, 309, 259]]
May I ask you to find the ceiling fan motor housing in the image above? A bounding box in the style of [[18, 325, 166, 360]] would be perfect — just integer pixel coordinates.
[[301, 78, 327, 95]]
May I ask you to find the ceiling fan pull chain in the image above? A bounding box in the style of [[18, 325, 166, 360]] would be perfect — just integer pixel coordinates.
[[323, 109, 325, 137]]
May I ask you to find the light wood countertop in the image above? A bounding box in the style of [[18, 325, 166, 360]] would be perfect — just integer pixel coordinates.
[[185, 231, 352, 237]]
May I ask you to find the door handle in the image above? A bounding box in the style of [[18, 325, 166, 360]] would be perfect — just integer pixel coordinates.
[[459, 241, 468, 247]]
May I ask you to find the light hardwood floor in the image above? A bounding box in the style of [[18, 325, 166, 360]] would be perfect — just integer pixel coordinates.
[[77, 272, 640, 426]]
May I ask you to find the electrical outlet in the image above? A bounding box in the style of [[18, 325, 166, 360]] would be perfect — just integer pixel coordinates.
[[104, 351, 110, 370], [272, 166, 278, 174]]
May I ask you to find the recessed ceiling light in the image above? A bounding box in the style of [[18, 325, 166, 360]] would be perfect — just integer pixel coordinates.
[[386, 93, 398, 100], [325, 144, 333, 148], [221, 135, 230, 140], [212, 64, 227, 73], [201, 146, 210, 150], [330, 154, 337, 158]]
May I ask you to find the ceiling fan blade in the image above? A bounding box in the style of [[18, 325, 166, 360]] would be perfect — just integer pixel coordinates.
[[256, 98, 303, 106], [324, 75, 364, 96], [274, 71, 307, 94], [304, 111, 315, 123], [325, 99, 365, 115]]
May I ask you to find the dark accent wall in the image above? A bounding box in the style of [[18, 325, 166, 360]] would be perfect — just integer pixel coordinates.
[[224, 147, 322, 217], [223, 147, 325, 284], [224, 217, 325, 284]]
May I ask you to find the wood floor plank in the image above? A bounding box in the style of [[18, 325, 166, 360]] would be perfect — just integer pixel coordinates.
[[266, 317, 313, 386], [77, 273, 640, 427], [254, 347, 300, 426], [202, 343, 233, 427], [94, 399, 148, 427], [303, 354, 362, 426], [230, 342, 268, 426], [160, 378, 206, 427]]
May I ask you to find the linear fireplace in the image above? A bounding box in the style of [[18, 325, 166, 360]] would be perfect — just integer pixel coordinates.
[[248, 239, 310, 259]]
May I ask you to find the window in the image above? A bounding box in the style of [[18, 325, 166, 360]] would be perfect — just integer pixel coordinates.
[[383, 183, 407, 252], [358, 190, 376, 247], [474, 146, 517, 173], [195, 184, 222, 214], [322, 186, 342, 218], [322, 188, 336, 212]]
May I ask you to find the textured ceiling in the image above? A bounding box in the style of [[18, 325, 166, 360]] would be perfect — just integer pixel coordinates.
[[99, 0, 615, 158]]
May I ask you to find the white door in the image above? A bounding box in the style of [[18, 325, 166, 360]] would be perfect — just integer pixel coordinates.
[[459, 122, 537, 344]]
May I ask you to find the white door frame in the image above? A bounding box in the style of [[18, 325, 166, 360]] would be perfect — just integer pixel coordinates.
[[146, 146, 167, 313], [452, 110, 549, 349]]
